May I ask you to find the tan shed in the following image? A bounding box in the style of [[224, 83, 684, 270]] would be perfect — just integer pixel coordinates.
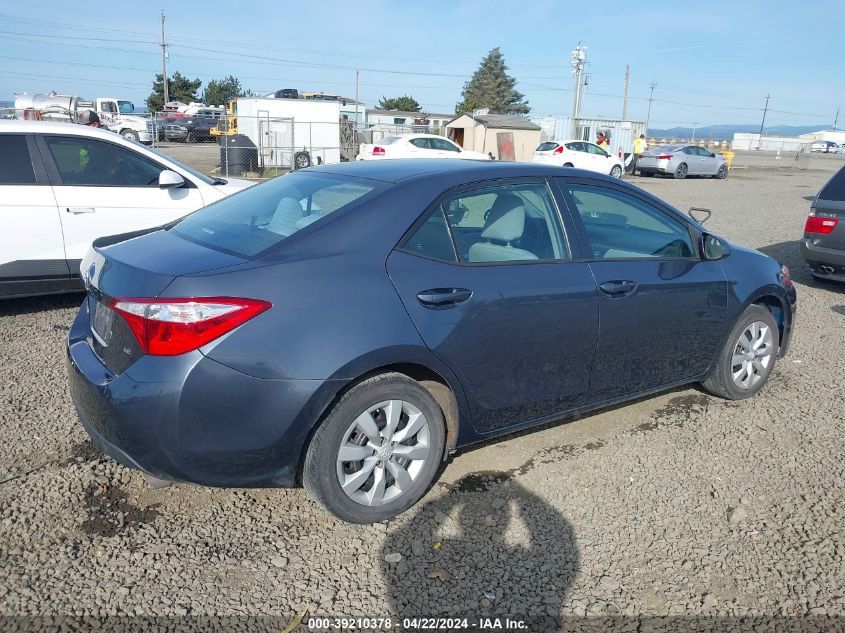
[[445, 114, 541, 162]]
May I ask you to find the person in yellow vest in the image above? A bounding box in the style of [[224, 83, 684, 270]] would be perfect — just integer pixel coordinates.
[[597, 132, 610, 150], [630, 134, 647, 175]]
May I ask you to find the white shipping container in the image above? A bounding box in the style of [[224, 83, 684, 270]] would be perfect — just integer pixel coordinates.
[[235, 98, 342, 167]]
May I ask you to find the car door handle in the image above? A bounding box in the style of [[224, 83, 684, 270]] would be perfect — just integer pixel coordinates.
[[599, 280, 638, 297], [66, 207, 95, 214], [417, 288, 472, 308]]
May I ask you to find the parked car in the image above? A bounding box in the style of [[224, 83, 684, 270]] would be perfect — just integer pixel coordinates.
[[637, 144, 728, 179], [532, 140, 624, 178], [800, 163, 845, 282], [67, 160, 796, 523], [164, 109, 223, 143], [0, 119, 253, 299], [357, 134, 490, 161]]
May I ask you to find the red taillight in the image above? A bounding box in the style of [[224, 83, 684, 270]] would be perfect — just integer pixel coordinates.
[[655, 154, 673, 159], [553, 145, 564, 154], [110, 297, 271, 356], [372, 146, 385, 155], [805, 215, 839, 235]]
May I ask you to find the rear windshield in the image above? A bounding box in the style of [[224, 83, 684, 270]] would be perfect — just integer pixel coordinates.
[[376, 136, 400, 144], [536, 142, 559, 151], [171, 172, 376, 257], [818, 165, 845, 201]]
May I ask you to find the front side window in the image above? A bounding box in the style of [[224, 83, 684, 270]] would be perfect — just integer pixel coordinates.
[[442, 182, 568, 263], [45, 136, 164, 187], [585, 143, 608, 157], [0, 135, 36, 185], [172, 172, 377, 258], [431, 138, 460, 152], [565, 184, 695, 259]]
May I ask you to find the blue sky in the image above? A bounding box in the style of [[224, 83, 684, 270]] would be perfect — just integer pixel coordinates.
[[1, 0, 843, 128]]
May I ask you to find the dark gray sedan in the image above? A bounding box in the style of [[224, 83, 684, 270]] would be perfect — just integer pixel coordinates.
[[801, 164, 845, 282], [637, 144, 728, 179]]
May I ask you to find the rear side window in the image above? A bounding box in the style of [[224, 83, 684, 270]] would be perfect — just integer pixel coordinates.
[[818, 166, 845, 201], [0, 135, 36, 185], [401, 208, 456, 262], [172, 173, 376, 257]]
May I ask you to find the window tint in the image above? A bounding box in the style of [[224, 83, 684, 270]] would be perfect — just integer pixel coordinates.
[[401, 208, 456, 262], [441, 182, 568, 263], [431, 138, 460, 152], [409, 138, 432, 149], [45, 136, 164, 187], [819, 165, 845, 200], [566, 184, 695, 259], [172, 173, 376, 258], [0, 135, 36, 185]]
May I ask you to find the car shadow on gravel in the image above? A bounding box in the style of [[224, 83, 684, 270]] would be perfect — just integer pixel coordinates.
[[381, 476, 578, 622], [0, 292, 84, 316], [757, 241, 844, 291]]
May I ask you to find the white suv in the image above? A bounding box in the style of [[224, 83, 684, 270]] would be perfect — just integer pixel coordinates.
[[0, 120, 253, 299]]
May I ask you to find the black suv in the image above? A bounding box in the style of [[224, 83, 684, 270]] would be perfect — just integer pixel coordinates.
[[164, 109, 223, 143], [801, 163, 845, 282]]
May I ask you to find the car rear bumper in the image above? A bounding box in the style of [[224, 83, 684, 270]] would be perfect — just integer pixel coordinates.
[[66, 301, 341, 488], [800, 237, 845, 281]]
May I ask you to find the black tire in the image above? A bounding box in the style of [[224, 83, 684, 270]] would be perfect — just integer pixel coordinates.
[[610, 165, 623, 178], [121, 129, 140, 142], [303, 372, 446, 523], [563, 162, 574, 168], [702, 305, 779, 400], [715, 164, 728, 179], [674, 163, 688, 179], [294, 151, 312, 170], [185, 131, 195, 144]]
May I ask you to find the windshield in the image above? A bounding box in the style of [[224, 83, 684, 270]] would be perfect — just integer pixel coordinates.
[[144, 145, 216, 185], [117, 101, 135, 114], [171, 172, 377, 258]]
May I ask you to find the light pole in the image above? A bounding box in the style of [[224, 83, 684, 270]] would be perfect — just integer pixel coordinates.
[[569, 43, 587, 138]]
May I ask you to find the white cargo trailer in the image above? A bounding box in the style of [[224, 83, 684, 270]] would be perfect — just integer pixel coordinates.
[[235, 97, 342, 168]]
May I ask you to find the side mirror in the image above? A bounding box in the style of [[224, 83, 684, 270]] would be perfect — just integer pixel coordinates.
[[688, 207, 711, 224], [158, 169, 185, 189], [701, 234, 729, 260]]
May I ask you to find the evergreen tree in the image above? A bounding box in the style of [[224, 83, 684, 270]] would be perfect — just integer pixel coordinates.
[[377, 95, 421, 111], [203, 76, 248, 106], [455, 48, 529, 115], [146, 72, 203, 112]]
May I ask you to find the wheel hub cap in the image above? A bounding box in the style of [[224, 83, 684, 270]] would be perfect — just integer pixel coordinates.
[[730, 320, 774, 389], [335, 399, 432, 507]]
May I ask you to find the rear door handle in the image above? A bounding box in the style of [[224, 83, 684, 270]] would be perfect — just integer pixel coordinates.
[[67, 207, 95, 214], [417, 288, 472, 308], [599, 280, 638, 297]]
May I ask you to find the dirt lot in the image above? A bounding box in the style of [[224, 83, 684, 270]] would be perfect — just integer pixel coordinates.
[[1, 166, 843, 629]]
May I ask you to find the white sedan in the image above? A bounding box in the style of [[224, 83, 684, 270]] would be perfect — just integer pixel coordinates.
[[357, 134, 491, 161], [532, 140, 624, 178], [0, 119, 253, 299]]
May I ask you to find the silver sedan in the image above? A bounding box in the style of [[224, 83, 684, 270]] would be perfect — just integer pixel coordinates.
[[637, 144, 728, 179]]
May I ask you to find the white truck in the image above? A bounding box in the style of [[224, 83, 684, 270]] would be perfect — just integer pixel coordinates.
[[14, 92, 152, 143]]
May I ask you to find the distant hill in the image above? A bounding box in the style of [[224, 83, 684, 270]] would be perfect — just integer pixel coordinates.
[[648, 124, 829, 140]]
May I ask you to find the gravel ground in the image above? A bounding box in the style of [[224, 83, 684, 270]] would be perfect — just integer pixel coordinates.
[[1, 166, 843, 630]]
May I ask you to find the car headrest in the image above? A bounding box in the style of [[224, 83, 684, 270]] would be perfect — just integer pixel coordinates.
[[482, 195, 525, 242]]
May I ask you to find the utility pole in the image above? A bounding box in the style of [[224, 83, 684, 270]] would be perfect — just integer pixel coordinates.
[[834, 107, 840, 130], [758, 95, 770, 149], [622, 65, 630, 120], [354, 70, 359, 126], [569, 42, 587, 137], [645, 81, 656, 133], [160, 10, 169, 105]]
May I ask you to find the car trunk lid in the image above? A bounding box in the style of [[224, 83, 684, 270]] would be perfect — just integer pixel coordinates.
[[81, 228, 250, 374]]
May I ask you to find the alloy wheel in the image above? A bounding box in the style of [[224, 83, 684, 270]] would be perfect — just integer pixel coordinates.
[[731, 321, 774, 389], [610, 165, 623, 178], [336, 400, 432, 507], [676, 163, 688, 179]]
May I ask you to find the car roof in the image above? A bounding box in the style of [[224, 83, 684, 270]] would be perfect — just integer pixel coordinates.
[[0, 118, 125, 141], [304, 158, 620, 184]]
